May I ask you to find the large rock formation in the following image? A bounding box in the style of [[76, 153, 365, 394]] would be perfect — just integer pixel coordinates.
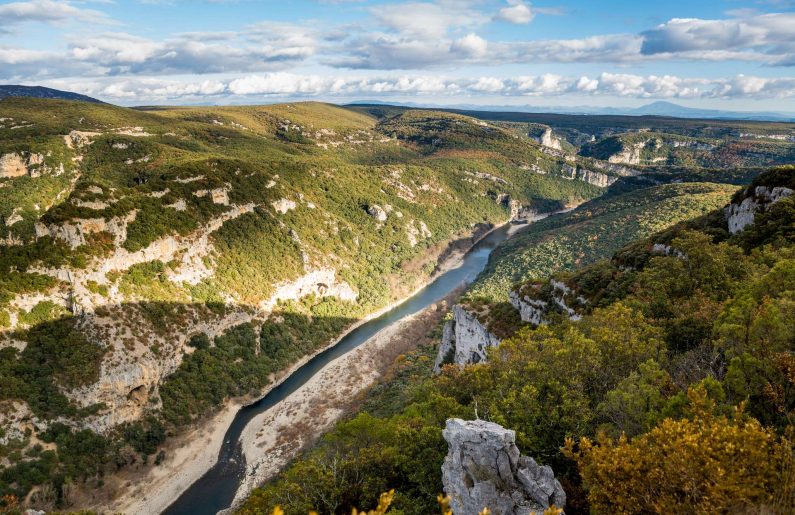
[[509, 280, 584, 326], [725, 185, 794, 234], [560, 164, 617, 188], [442, 418, 566, 515], [434, 305, 501, 373], [531, 127, 563, 151]]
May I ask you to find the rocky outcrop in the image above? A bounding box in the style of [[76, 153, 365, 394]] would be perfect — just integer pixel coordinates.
[[64, 130, 101, 149], [0, 151, 57, 178], [509, 290, 547, 326], [272, 198, 296, 214], [560, 164, 617, 188], [725, 185, 794, 234], [194, 186, 230, 205], [510, 280, 584, 325], [590, 160, 641, 178], [442, 418, 566, 515], [434, 305, 501, 373], [367, 204, 388, 222], [0, 153, 28, 178], [531, 127, 563, 151], [406, 219, 432, 247], [261, 268, 358, 311], [608, 140, 648, 165], [672, 140, 716, 150], [35, 210, 137, 249]]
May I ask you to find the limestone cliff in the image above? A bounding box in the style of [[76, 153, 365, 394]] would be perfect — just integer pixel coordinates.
[[442, 418, 566, 515], [434, 305, 502, 373], [510, 279, 585, 325], [531, 127, 563, 151], [560, 164, 617, 188], [725, 185, 794, 234]]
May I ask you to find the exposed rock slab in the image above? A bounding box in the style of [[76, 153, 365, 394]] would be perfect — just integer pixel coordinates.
[[442, 418, 566, 515], [725, 185, 794, 234], [434, 305, 501, 373]]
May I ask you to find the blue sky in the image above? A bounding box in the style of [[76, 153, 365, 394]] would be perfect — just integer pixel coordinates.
[[1, 0, 795, 109]]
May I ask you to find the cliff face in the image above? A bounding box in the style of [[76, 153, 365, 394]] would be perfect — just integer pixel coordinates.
[[560, 164, 617, 188], [725, 185, 794, 234], [442, 418, 566, 515], [531, 127, 563, 151], [433, 305, 502, 373], [509, 279, 584, 326]]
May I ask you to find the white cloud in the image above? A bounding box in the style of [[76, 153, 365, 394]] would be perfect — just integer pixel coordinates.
[[641, 13, 795, 65], [0, 0, 113, 29], [496, 1, 535, 24], [452, 33, 488, 58], [50, 72, 795, 103], [470, 77, 505, 92], [369, 2, 486, 39]]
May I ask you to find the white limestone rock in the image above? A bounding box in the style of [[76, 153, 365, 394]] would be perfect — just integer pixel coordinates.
[[531, 127, 563, 151], [272, 198, 297, 214], [560, 164, 617, 188], [367, 204, 388, 222], [434, 305, 501, 373], [725, 185, 794, 234], [442, 418, 566, 515]]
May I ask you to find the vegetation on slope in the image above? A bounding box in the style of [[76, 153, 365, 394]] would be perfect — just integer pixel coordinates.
[[0, 98, 603, 509], [239, 167, 795, 515]]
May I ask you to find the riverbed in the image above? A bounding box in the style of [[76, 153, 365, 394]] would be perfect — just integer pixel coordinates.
[[162, 215, 548, 514]]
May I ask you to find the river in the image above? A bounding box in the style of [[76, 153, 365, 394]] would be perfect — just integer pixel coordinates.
[[163, 219, 530, 515]]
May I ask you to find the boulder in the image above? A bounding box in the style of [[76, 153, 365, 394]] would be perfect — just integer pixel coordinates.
[[367, 204, 388, 222], [442, 418, 566, 515]]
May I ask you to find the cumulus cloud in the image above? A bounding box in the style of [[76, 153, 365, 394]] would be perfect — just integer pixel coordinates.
[[496, 1, 535, 24], [0, 25, 318, 80], [641, 13, 795, 65], [0, 0, 113, 30], [369, 2, 486, 39], [49, 72, 795, 103], [451, 33, 488, 58]]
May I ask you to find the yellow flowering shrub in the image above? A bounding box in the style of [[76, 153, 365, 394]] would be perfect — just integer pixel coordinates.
[[565, 388, 795, 514]]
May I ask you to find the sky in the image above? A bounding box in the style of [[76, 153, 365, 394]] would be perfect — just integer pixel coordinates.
[[2, 0, 795, 109]]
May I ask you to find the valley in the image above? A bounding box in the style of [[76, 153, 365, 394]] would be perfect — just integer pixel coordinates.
[[0, 94, 793, 514]]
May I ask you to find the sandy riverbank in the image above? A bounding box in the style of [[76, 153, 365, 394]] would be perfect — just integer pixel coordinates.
[[232, 289, 461, 506], [95, 219, 509, 515], [102, 402, 241, 515]]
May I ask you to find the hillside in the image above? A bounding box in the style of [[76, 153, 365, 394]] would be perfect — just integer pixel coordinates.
[[463, 182, 736, 320], [240, 166, 795, 514], [353, 105, 795, 170], [0, 85, 102, 104], [0, 98, 604, 508], [0, 95, 791, 513]]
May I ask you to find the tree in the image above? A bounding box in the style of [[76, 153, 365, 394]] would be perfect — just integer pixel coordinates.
[[566, 386, 794, 514]]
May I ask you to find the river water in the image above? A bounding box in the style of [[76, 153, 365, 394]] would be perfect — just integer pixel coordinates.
[[163, 220, 525, 515]]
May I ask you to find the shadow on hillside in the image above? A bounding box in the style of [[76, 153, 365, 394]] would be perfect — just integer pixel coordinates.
[[1, 300, 356, 429]]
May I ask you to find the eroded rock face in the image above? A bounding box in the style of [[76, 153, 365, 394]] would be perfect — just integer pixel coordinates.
[[509, 290, 546, 326], [434, 305, 501, 373], [560, 164, 616, 188], [272, 198, 296, 214], [442, 418, 566, 515], [0, 153, 28, 178], [531, 127, 563, 151], [510, 280, 584, 326], [35, 210, 137, 249], [608, 140, 647, 165], [725, 185, 794, 234]]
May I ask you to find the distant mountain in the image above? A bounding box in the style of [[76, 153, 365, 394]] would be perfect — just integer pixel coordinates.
[[349, 100, 795, 122], [0, 85, 103, 103], [627, 101, 794, 121]]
